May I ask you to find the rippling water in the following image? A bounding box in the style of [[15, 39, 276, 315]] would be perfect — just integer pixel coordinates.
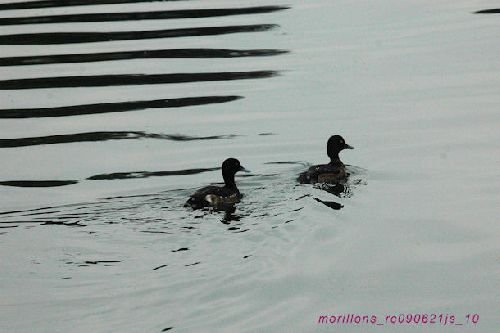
[[1, 0, 499, 332]]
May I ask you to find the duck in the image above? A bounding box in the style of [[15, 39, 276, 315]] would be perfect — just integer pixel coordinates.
[[298, 135, 353, 184], [185, 158, 248, 209]]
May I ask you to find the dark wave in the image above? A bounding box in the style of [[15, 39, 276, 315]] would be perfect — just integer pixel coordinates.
[[0, 49, 288, 67], [0, 71, 278, 90], [83, 260, 121, 265], [0, 180, 78, 187], [0, 131, 237, 148], [0, 0, 188, 10], [0, 24, 278, 45], [42, 221, 86, 227], [87, 167, 219, 180], [475, 9, 500, 13], [264, 161, 307, 165], [0, 6, 289, 26], [0, 96, 242, 118], [313, 198, 343, 210]]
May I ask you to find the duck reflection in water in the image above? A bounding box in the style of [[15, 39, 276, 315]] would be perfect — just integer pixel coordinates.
[[220, 207, 242, 225]]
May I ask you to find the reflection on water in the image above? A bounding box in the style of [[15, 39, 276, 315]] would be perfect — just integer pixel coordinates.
[[0, 6, 288, 26], [87, 166, 220, 180], [1, 0, 498, 332], [0, 166, 221, 186], [0, 70, 279, 89], [300, 165, 367, 210], [0, 180, 78, 187], [0, 0, 287, 197], [0, 24, 279, 45], [0, 49, 288, 67], [0, 131, 238, 148], [0, 95, 241, 118], [0, 163, 365, 229], [474, 8, 500, 14], [0, 0, 196, 11]]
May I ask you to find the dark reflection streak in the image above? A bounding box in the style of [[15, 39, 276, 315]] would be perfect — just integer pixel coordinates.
[[42, 221, 86, 227], [0, 71, 278, 90], [0, 220, 55, 224], [24, 210, 59, 216], [87, 167, 219, 180], [232, 229, 249, 233], [185, 262, 200, 266], [0, 0, 189, 11], [313, 198, 343, 210], [34, 216, 79, 220], [0, 96, 242, 118], [0, 6, 289, 26], [264, 161, 306, 165], [101, 193, 162, 200], [41, 212, 91, 216], [0, 210, 23, 215], [0, 202, 94, 216], [0, 49, 288, 67], [475, 9, 500, 13], [153, 264, 168, 270], [316, 183, 348, 198], [172, 247, 189, 252], [0, 180, 78, 187], [0, 131, 238, 148], [0, 24, 278, 45]]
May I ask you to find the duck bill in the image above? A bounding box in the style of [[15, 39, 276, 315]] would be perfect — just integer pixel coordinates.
[[239, 166, 251, 173], [344, 143, 354, 149]]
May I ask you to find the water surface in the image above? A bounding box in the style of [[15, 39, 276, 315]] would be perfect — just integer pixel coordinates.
[[0, 0, 499, 332]]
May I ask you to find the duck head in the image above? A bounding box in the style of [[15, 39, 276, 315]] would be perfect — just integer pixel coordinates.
[[327, 135, 353, 161], [222, 158, 248, 187]]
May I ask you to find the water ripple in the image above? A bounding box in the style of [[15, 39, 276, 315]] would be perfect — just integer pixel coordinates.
[[0, 0, 191, 11], [474, 8, 500, 14], [0, 180, 78, 187], [0, 71, 278, 90], [0, 24, 279, 45], [0, 49, 288, 67], [0, 6, 289, 26], [87, 167, 220, 180], [0, 131, 238, 148], [0, 95, 242, 118]]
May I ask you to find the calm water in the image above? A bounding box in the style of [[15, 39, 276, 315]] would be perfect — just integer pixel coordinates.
[[1, 0, 499, 332]]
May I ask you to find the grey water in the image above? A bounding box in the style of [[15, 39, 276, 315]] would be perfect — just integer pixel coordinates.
[[0, 0, 499, 332]]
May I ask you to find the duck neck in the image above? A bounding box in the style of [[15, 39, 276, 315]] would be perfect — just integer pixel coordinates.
[[329, 154, 343, 165], [223, 172, 237, 189]]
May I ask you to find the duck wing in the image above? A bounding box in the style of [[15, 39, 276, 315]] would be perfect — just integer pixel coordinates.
[[298, 164, 345, 184], [185, 185, 240, 209]]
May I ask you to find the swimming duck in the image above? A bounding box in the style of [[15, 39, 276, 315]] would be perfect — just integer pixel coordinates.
[[298, 135, 353, 184], [185, 158, 248, 209]]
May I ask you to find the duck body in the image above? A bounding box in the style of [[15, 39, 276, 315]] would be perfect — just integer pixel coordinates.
[[185, 185, 242, 209], [185, 158, 247, 210], [298, 160, 347, 184], [298, 135, 353, 184]]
